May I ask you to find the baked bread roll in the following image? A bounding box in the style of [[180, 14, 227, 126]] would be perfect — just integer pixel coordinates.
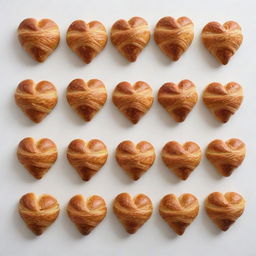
[[67, 194, 107, 235], [66, 20, 108, 63], [111, 17, 150, 62], [159, 194, 199, 235], [206, 138, 246, 177], [15, 79, 58, 123], [201, 21, 243, 65], [112, 81, 153, 124], [113, 193, 153, 234], [17, 18, 60, 62], [115, 140, 155, 180], [158, 80, 198, 122], [205, 192, 245, 231], [67, 139, 108, 181], [66, 79, 107, 121], [161, 141, 202, 180], [154, 16, 194, 61], [19, 193, 60, 235], [203, 82, 243, 123]]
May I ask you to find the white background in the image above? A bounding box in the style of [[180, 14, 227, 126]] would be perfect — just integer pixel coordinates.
[[0, 0, 255, 255]]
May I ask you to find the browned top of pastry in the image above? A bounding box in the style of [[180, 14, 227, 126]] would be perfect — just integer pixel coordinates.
[[68, 139, 107, 154]]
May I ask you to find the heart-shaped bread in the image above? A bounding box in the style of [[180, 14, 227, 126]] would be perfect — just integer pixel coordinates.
[[66, 20, 108, 63], [158, 80, 198, 122], [17, 137, 58, 179], [201, 21, 243, 65], [115, 140, 156, 180], [112, 81, 153, 124], [154, 16, 194, 61], [15, 79, 58, 123], [206, 138, 246, 177], [113, 193, 153, 234], [67, 139, 108, 181], [205, 192, 245, 231], [17, 18, 60, 62], [203, 82, 243, 123], [19, 193, 60, 235], [111, 17, 150, 62], [161, 141, 202, 180], [66, 79, 107, 121], [159, 194, 199, 235], [67, 194, 107, 235]]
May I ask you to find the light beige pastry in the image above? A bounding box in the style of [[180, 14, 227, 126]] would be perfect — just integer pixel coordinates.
[[67, 194, 107, 235]]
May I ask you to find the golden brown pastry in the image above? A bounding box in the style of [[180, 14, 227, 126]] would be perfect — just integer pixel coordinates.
[[15, 79, 58, 123], [115, 140, 155, 180], [113, 193, 153, 234], [206, 138, 246, 177], [159, 194, 199, 235], [110, 17, 150, 62], [66, 20, 108, 63], [112, 81, 153, 124], [19, 193, 60, 235], [158, 80, 198, 122], [17, 18, 60, 62], [67, 194, 107, 235], [201, 21, 243, 65], [67, 139, 108, 181], [203, 82, 243, 123], [154, 16, 194, 61], [161, 141, 202, 180], [66, 79, 107, 121], [205, 192, 245, 231]]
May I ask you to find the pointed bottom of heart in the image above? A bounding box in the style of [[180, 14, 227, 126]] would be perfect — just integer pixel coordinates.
[[216, 49, 233, 65], [75, 223, 96, 235], [171, 107, 191, 122], [214, 109, 233, 123], [25, 165, 50, 179], [173, 168, 193, 180], [125, 168, 146, 180], [76, 167, 97, 181], [167, 221, 190, 235], [211, 218, 235, 231], [119, 219, 147, 234]]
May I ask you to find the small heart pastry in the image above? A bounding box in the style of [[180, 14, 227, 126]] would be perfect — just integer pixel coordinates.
[[112, 81, 153, 124], [154, 16, 194, 61], [67, 194, 107, 235], [17, 18, 60, 62], [66, 79, 107, 121], [206, 138, 246, 177], [111, 17, 150, 62], [15, 79, 58, 123], [205, 192, 245, 231], [159, 194, 199, 235], [19, 193, 60, 235], [115, 140, 156, 180], [203, 82, 243, 123], [201, 21, 243, 65], [161, 141, 202, 180], [113, 193, 153, 234], [158, 80, 198, 122], [67, 139, 108, 181], [17, 137, 58, 179], [66, 20, 108, 63]]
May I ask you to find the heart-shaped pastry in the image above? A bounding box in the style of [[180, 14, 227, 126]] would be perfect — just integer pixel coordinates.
[[67, 139, 108, 181], [115, 140, 155, 180], [154, 16, 194, 61], [17, 137, 58, 179], [113, 193, 153, 234], [205, 192, 245, 231], [19, 193, 60, 235], [111, 17, 150, 62], [203, 82, 243, 123], [66, 79, 107, 121], [112, 81, 153, 124], [206, 138, 246, 177], [15, 79, 58, 123], [158, 80, 198, 122], [161, 141, 202, 180], [201, 21, 243, 65], [67, 194, 107, 235], [66, 20, 108, 63], [17, 18, 60, 62], [159, 194, 199, 235]]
